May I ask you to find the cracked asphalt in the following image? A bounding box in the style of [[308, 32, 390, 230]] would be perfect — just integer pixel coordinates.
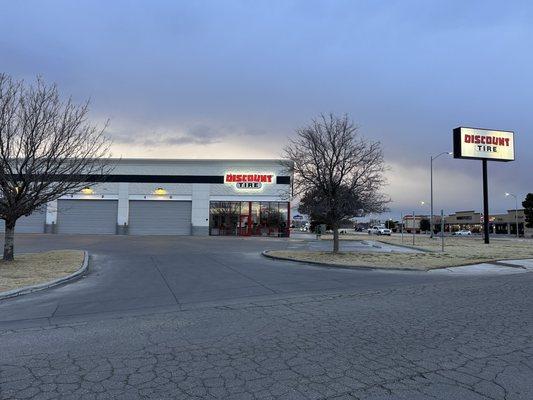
[[1, 235, 532, 399]]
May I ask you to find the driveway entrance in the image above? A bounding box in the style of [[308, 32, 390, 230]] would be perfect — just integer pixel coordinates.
[[0, 234, 452, 328]]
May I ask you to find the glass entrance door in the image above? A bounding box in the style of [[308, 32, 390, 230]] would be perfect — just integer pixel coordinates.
[[238, 201, 250, 236]]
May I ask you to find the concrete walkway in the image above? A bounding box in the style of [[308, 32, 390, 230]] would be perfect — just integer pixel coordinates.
[[287, 237, 422, 253], [429, 259, 533, 275]]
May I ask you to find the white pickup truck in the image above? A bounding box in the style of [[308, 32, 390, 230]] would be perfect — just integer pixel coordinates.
[[367, 226, 392, 236]]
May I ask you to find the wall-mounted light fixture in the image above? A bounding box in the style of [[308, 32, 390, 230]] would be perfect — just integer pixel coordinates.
[[81, 186, 94, 195], [154, 187, 167, 195]]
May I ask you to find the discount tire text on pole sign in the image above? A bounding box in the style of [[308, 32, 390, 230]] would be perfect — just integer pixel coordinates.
[[453, 127, 515, 162]]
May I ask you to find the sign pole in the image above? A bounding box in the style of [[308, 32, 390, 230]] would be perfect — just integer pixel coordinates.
[[482, 159, 490, 244]]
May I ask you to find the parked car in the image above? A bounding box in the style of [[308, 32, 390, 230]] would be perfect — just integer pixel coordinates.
[[367, 226, 392, 236], [453, 230, 472, 236]]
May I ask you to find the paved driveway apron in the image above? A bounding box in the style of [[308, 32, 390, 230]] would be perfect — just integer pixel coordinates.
[[2, 235, 450, 328]]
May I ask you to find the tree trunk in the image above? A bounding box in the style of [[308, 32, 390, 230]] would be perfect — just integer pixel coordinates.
[[332, 226, 339, 253], [3, 220, 16, 261]]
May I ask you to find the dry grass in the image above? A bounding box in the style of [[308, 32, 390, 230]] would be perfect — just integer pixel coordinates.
[[272, 235, 533, 270], [375, 235, 532, 259], [0, 250, 84, 293]]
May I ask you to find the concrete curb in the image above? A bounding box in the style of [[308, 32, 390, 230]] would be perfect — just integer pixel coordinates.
[[0, 251, 89, 301], [261, 251, 532, 272], [261, 250, 425, 272]]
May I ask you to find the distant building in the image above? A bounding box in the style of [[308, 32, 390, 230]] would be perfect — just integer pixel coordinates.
[[291, 211, 309, 229], [402, 214, 429, 233], [491, 209, 527, 236], [432, 209, 528, 236]]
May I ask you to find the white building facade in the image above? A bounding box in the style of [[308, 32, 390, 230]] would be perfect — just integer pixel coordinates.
[[8, 159, 293, 237]]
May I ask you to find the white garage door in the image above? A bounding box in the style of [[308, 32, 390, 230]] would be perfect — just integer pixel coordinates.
[[57, 200, 118, 234], [0, 209, 46, 234], [128, 200, 192, 235]]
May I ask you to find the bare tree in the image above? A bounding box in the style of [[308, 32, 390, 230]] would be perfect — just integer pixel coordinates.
[[284, 113, 388, 253], [0, 74, 112, 261]]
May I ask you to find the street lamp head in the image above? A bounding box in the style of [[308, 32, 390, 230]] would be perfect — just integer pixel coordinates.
[[432, 151, 452, 160], [505, 192, 510, 196]]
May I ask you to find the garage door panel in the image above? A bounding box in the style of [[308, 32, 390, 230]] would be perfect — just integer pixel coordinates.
[[0, 209, 46, 234], [58, 200, 118, 234], [129, 201, 191, 235]]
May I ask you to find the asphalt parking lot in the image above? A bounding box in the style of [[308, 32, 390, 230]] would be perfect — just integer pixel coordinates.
[[1, 235, 532, 400], [0, 234, 447, 328]]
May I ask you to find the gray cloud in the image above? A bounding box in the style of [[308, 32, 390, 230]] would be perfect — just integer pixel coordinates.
[[110, 124, 223, 146], [108, 123, 271, 148]]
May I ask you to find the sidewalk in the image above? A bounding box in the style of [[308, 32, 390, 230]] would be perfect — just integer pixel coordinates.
[[429, 259, 533, 275], [287, 235, 421, 253]]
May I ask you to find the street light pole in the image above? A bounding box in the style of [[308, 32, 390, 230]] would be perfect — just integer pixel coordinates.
[[430, 151, 452, 239], [430, 157, 433, 238], [505, 193, 519, 238]]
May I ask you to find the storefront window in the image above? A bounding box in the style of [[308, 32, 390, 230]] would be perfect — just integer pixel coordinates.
[[209, 202, 240, 236], [239, 201, 250, 236], [209, 201, 290, 237], [278, 202, 289, 236], [259, 202, 270, 236], [250, 202, 260, 235]]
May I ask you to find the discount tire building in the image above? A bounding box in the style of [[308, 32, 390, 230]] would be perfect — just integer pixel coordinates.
[[5, 159, 292, 237]]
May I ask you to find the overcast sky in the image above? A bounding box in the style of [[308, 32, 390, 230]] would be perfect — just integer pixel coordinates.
[[1, 0, 531, 218]]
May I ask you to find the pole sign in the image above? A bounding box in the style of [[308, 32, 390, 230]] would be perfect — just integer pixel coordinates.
[[453, 127, 514, 162], [453, 126, 516, 244]]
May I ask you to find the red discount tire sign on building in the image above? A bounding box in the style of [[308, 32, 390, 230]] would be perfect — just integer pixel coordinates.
[[224, 173, 275, 190]]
